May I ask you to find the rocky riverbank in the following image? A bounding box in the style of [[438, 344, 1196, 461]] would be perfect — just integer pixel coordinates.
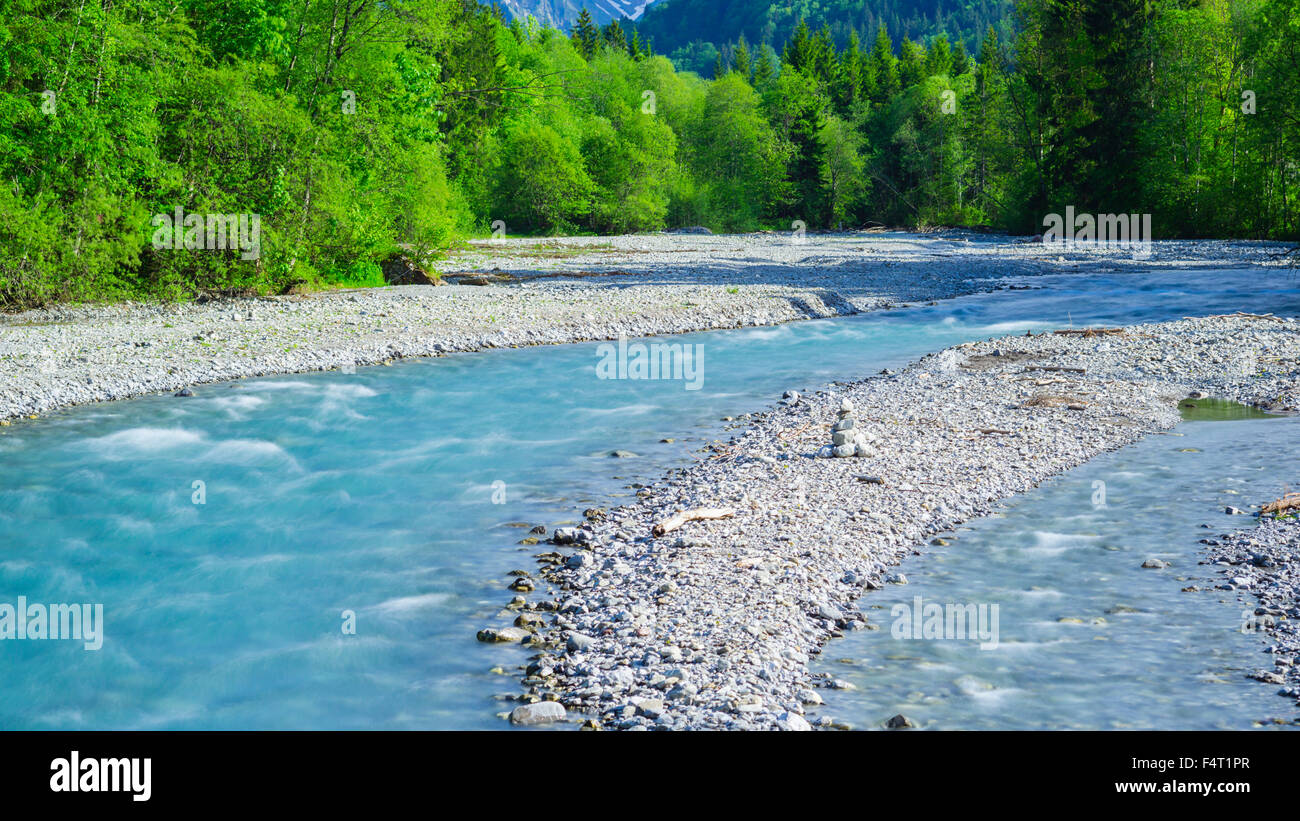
[[1, 232, 1286, 422], [1200, 517, 1300, 714], [498, 313, 1300, 729]]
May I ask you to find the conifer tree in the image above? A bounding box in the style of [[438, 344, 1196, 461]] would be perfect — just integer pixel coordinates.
[[925, 34, 953, 78], [837, 29, 864, 111], [572, 8, 599, 60], [733, 35, 753, 82], [975, 26, 1001, 93], [898, 38, 926, 88], [810, 25, 837, 86], [753, 46, 776, 87], [869, 24, 899, 103], [951, 37, 970, 76], [783, 19, 814, 73], [602, 20, 627, 54]]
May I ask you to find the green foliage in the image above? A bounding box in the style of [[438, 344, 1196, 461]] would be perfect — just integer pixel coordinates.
[[1008, 0, 1298, 238], [691, 74, 788, 230], [0, 0, 1296, 310], [491, 117, 593, 232], [819, 114, 868, 226], [633, 0, 1016, 63], [0, 0, 466, 307]]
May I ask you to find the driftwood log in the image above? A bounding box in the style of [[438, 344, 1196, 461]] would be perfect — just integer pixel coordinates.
[[652, 507, 736, 537], [1053, 328, 1124, 337], [1260, 492, 1300, 516]]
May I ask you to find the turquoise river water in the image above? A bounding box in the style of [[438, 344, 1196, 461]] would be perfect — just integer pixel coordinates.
[[0, 265, 1297, 729]]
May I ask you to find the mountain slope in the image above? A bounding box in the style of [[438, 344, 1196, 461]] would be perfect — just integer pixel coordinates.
[[494, 0, 661, 29]]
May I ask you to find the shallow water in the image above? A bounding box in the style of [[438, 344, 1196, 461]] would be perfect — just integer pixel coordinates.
[[0, 265, 1297, 729], [811, 416, 1300, 730], [1178, 397, 1278, 422]]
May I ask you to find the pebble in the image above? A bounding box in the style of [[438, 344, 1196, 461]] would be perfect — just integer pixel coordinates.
[[779, 712, 813, 731], [477, 627, 530, 643], [1200, 519, 1300, 713], [566, 632, 596, 653], [509, 701, 567, 726]]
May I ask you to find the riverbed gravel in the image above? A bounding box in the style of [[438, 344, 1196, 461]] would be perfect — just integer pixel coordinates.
[[1, 232, 1287, 422], [501, 314, 1300, 730], [1199, 518, 1300, 717]]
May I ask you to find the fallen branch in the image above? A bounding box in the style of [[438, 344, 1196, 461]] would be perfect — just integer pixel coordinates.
[[1270, 245, 1298, 267], [1023, 365, 1087, 374], [777, 422, 821, 441], [705, 442, 747, 462], [1019, 394, 1090, 409], [653, 508, 736, 537], [1260, 492, 1300, 516], [1053, 328, 1124, 337]]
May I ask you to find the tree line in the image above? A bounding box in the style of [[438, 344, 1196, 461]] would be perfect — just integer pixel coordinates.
[[1, 0, 1296, 309], [629, 0, 1014, 78]]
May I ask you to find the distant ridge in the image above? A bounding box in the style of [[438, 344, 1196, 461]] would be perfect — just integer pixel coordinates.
[[492, 0, 661, 30]]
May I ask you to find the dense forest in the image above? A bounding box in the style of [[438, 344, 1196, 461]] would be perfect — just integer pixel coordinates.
[[631, 0, 1014, 75], [0, 0, 1297, 309]]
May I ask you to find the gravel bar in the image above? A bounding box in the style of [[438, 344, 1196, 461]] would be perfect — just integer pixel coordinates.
[[1, 232, 1286, 422], [508, 314, 1300, 730]]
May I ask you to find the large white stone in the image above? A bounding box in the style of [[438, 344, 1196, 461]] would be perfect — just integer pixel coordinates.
[[509, 701, 567, 725]]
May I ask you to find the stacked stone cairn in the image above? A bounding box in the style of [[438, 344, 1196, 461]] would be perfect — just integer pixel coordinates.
[[828, 398, 874, 457]]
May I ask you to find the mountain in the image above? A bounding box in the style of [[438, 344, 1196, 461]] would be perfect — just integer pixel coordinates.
[[633, 0, 1014, 60], [492, 0, 662, 29]]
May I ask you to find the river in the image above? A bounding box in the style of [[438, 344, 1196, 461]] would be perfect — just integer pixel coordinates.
[[0, 264, 1296, 729]]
